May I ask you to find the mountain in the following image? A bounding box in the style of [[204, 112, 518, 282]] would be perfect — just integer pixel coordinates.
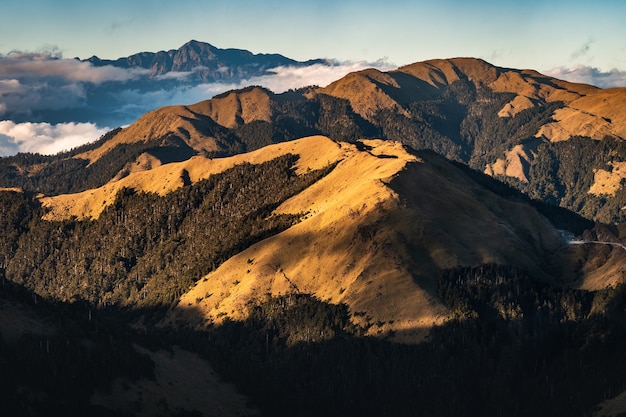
[[2, 40, 329, 127], [4, 57, 626, 222], [3, 56, 626, 416], [84, 39, 326, 82], [2, 135, 626, 416]]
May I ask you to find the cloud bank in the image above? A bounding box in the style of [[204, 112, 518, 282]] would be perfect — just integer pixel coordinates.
[[0, 50, 393, 156], [0, 120, 110, 156], [0, 50, 149, 123], [544, 65, 626, 89]]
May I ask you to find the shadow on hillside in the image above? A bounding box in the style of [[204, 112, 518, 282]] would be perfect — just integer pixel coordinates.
[[4, 271, 626, 417], [166, 285, 626, 417]]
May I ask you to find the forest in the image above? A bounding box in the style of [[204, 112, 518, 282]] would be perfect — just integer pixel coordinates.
[[4, 261, 626, 416], [0, 154, 334, 311], [0, 147, 625, 416]]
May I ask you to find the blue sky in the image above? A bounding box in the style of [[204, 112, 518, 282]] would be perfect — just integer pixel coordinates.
[[2, 0, 625, 72], [1, 0, 625, 155]]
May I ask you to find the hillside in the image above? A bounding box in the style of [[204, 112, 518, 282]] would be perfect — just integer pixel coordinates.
[[3, 135, 626, 416], [3, 57, 625, 222], [14, 135, 618, 337], [166, 137, 569, 340]]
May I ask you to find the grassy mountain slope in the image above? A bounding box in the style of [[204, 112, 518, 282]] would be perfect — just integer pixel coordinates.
[[4, 135, 626, 416], [8, 136, 595, 340], [165, 137, 575, 341], [4, 57, 626, 222]]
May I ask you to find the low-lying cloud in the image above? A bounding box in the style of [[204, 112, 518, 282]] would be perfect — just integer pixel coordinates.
[[249, 60, 395, 93], [0, 50, 149, 123], [0, 50, 149, 82], [0, 120, 110, 156], [123, 60, 394, 111], [0, 50, 393, 156], [545, 65, 626, 89]]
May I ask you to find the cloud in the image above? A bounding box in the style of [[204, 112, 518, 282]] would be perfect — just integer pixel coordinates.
[[545, 65, 626, 88], [111, 60, 396, 118], [0, 50, 150, 122], [0, 120, 110, 156], [0, 51, 148, 83], [0, 77, 87, 117], [251, 59, 396, 92]]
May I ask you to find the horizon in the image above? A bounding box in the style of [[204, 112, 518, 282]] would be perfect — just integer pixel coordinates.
[[3, 0, 625, 74]]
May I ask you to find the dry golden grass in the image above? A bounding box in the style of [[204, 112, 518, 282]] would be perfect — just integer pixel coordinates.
[[589, 162, 626, 196], [187, 86, 272, 128], [490, 70, 593, 118], [168, 139, 449, 342], [41, 136, 343, 220], [110, 152, 163, 182], [75, 87, 272, 165], [76, 105, 220, 164], [320, 69, 410, 120], [484, 144, 533, 182], [167, 138, 565, 343], [538, 88, 626, 141], [91, 345, 255, 417], [0, 187, 22, 193], [398, 59, 471, 86]]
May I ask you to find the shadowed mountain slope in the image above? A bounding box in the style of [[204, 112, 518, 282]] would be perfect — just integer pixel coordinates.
[[6, 136, 602, 340]]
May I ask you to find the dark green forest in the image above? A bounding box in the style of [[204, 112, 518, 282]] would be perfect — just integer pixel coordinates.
[[1, 147, 625, 416], [4, 261, 626, 416]]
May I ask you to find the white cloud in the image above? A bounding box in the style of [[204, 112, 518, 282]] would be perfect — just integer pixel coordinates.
[[0, 51, 150, 120], [0, 77, 87, 116], [250, 59, 396, 93], [113, 60, 395, 114], [544, 65, 626, 89], [0, 51, 149, 83], [0, 120, 110, 156]]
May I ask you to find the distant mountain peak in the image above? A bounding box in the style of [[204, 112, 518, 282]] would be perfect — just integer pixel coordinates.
[[84, 40, 326, 81]]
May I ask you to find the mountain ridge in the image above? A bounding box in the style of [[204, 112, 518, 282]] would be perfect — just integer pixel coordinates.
[[52, 57, 626, 224], [84, 39, 327, 81]]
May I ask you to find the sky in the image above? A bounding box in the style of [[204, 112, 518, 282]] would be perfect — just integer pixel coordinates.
[[1, 0, 625, 155]]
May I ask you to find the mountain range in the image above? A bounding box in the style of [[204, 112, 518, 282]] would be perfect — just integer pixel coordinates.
[[1, 40, 331, 127], [84, 39, 326, 82], [2, 44, 626, 416]]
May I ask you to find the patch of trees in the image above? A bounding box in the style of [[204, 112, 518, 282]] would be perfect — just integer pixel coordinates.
[[4, 253, 626, 416], [0, 154, 335, 311], [268, 91, 378, 145]]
